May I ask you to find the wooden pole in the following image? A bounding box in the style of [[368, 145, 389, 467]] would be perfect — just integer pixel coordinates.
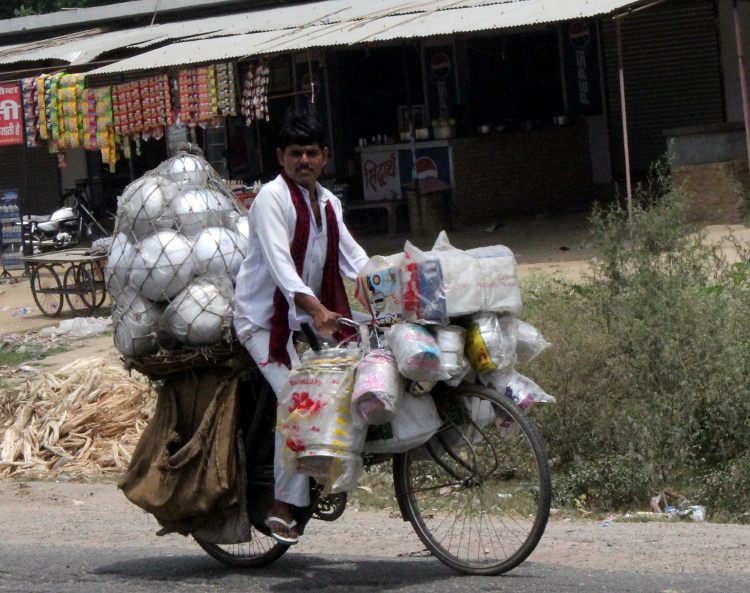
[[616, 15, 634, 240]]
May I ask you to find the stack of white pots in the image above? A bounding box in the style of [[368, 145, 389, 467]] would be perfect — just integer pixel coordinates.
[[107, 152, 250, 358]]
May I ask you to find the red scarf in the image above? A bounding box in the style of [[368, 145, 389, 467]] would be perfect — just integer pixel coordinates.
[[268, 172, 354, 368]]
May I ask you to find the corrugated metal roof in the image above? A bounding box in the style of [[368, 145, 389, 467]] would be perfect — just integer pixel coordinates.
[[0, 0, 646, 71], [87, 0, 644, 74]]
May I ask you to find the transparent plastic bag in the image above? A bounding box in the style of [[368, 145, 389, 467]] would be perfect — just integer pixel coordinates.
[[515, 320, 552, 365], [388, 322, 450, 382], [277, 349, 367, 491], [351, 349, 403, 426], [355, 254, 405, 327], [465, 313, 518, 373], [400, 241, 447, 325], [432, 325, 472, 386]]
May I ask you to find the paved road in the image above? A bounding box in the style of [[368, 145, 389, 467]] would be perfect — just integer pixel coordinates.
[[2, 543, 749, 593]]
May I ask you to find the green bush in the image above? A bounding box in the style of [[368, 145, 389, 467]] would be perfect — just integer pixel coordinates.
[[523, 163, 750, 516]]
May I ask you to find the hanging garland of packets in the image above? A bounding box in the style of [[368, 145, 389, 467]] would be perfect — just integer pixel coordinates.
[[177, 62, 236, 126], [112, 74, 174, 159], [20, 64, 237, 170], [241, 62, 269, 125]]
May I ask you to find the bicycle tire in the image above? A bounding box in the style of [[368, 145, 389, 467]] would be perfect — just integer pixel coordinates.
[[30, 264, 64, 317], [194, 529, 289, 568], [393, 384, 551, 576], [63, 265, 95, 316]]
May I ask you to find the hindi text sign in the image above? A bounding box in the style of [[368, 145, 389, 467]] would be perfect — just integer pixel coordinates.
[[0, 84, 23, 146]]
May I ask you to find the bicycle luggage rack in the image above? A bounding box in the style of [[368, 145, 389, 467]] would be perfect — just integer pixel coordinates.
[[22, 247, 108, 317]]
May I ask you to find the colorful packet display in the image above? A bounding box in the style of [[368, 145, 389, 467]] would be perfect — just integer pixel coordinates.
[[215, 62, 237, 116]]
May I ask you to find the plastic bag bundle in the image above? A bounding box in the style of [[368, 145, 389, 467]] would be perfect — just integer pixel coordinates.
[[432, 325, 471, 386], [277, 349, 367, 493], [465, 313, 518, 373], [352, 349, 403, 426], [480, 369, 556, 434], [401, 241, 447, 325], [107, 151, 247, 358], [428, 231, 521, 317], [515, 320, 552, 365], [355, 255, 405, 327], [388, 322, 450, 382]]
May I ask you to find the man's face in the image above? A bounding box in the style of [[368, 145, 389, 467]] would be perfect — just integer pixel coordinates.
[[277, 143, 328, 190]]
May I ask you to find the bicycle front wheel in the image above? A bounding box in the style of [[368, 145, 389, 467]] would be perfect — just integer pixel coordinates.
[[195, 527, 289, 568], [393, 384, 551, 575]]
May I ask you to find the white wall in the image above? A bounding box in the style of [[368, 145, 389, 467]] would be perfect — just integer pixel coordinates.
[[719, 0, 750, 123]]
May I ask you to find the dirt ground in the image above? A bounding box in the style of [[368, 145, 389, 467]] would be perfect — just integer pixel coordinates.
[[0, 480, 748, 573], [1, 215, 750, 572]]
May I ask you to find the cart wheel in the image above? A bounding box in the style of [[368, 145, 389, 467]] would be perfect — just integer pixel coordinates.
[[30, 264, 64, 317], [77, 262, 106, 309], [63, 265, 95, 316]]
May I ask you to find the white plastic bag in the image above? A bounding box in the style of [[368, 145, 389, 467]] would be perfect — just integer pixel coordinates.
[[363, 391, 441, 454]]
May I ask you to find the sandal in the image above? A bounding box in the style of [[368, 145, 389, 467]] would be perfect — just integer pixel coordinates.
[[264, 516, 299, 545]]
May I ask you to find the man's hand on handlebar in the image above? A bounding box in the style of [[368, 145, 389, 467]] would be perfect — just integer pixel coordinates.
[[294, 292, 341, 336]]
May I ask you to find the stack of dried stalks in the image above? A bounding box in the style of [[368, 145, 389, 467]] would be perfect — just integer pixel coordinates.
[[0, 357, 156, 479]]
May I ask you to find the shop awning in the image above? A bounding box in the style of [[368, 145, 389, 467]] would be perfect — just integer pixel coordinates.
[[78, 0, 646, 74]]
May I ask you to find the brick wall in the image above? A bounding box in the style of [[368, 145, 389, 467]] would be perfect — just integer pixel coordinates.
[[672, 160, 746, 224], [451, 125, 596, 224]]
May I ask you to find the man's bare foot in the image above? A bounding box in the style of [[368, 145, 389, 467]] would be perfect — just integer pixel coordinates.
[[265, 499, 299, 545]]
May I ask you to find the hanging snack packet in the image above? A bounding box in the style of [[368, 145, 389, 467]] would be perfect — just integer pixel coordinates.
[[352, 349, 403, 426], [388, 322, 450, 382], [465, 313, 518, 373], [401, 241, 447, 324]]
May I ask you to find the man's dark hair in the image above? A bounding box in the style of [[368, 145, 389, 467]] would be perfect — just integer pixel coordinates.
[[277, 110, 326, 150]]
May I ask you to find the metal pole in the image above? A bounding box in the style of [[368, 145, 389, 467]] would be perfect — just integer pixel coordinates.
[[733, 0, 750, 176], [616, 14, 634, 240]]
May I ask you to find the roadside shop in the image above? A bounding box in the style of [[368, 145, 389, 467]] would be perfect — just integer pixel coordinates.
[[0, 0, 745, 233]]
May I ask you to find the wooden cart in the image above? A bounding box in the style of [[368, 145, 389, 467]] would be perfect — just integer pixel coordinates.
[[23, 247, 108, 317]]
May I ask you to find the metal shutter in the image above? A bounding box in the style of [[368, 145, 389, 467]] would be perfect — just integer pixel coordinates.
[[0, 146, 61, 216], [601, 0, 723, 178]]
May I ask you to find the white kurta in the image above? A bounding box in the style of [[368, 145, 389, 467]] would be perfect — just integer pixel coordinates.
[[233, 174, 368, 507], [233, 174, 368, 343]]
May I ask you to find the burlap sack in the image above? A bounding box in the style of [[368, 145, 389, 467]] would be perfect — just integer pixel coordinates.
[[118, 365, 242, 536]]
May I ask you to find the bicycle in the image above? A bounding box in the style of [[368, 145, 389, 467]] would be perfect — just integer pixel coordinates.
[[193, 319, 552, 576]]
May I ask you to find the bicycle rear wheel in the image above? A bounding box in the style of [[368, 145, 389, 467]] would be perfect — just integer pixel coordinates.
[[195, 528, 289, 568], [393, 384, 551, 575]]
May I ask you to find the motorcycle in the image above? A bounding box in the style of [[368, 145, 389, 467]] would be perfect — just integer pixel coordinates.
[[18, 185, 110, 252]]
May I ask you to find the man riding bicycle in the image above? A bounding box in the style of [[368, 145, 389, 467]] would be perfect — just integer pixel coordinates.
[[233, 111, 369, 545]]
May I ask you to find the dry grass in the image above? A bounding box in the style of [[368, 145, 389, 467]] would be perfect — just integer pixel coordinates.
[[0, 357, 156, 480]]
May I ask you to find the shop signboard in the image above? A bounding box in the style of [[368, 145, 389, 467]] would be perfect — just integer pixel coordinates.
[[0, 84, 24, 146], [362, 150, 400, 201], [424, 46, 459, 122], [562, 20, 603, 115]]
